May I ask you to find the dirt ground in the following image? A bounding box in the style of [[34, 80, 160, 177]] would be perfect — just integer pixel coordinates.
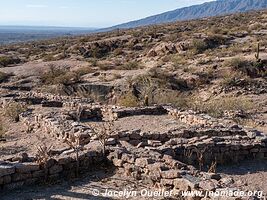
[[0, 106, 70, 160], [218, 160, 267, 195], [0, 168, 160, 200]]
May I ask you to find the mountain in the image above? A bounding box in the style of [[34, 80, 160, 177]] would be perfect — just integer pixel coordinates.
[[109, 0, 267, 29]]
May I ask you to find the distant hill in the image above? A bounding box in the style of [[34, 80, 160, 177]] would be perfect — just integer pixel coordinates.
[[0, 26, 96, 45], [109, 0, 267, 29]]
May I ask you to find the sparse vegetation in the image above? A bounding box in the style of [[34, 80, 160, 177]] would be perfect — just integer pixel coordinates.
[[0, 120, 5, 139], [117, 61, 143, 70], [41, 66, 82, 85], [117, 92, 139, 107], [188, 96, 255, 118], [4, 102, 27, 122], [91, 121, 115, 155], [0, 56, 21, 67], [0, 71, 11, 83]]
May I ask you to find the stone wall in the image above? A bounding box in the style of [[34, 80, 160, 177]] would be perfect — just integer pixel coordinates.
[[102, 106, 167, 121], [0, 149, 105, 190]]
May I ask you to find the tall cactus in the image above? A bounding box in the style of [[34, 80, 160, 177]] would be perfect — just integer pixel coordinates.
[[255, 42, 260, 61]]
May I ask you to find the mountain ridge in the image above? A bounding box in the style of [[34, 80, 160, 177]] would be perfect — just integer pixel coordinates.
[[107, 0, 267, 30]]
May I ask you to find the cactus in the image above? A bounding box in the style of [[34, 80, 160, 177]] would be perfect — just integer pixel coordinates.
[[144, 95, 149, 106], [255, 42, 260, 61]]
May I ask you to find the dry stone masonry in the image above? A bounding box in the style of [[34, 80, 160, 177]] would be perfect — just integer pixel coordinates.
[[0, 91, 266, 199]]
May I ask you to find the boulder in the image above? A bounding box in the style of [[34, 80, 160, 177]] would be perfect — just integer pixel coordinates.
[[174, 178, 198, 191], [161, 170, 181, 179], [135, 158, 154, 168]]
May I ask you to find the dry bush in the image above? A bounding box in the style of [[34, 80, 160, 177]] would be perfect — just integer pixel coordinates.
[[224, 57, 250, 70], [98, 64, 114, 71], [75, 66, 96, 76], [113, 48, 124, 56], [152, 90, 188, 108], [191, 39, 209, 54], [0, 71, 11, 83], [117, 61, 143, 70], [91, 121, 115, 155], [224, 57, 265, 78], [188, 96, 255, 118], [36, 145, 52, 181], [41, 66, 82, 85], [0, 56, 21, 67], [0, 120, 5, 138], [4, 102, 27, 122], [117, 92, 139, 107], [65, 134, 83, 177], [191, 35, 226, 54]]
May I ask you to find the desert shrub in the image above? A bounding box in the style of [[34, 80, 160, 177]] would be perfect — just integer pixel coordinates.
[[41, 67, 81, 85], [117, 61, 143, 70], [4, 102, 27, 122], [117, 92, 139, 107], [113, 48, 124, 56], [0, 71, 11, 83], [0, 120, 5, 138], [224, 58, 249, 69], [188, 96, 254, 118], [192, 39, 208, 54], [192, 35, 226, 54], [152, 90, 188, 108], [75, 66, 96, 76], [98, 64, 114, 71], [42, 54, 57, 62], [0, 56, 21, 67], [224, 58, 264, 77]]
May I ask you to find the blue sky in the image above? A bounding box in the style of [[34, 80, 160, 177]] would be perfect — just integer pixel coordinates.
[[0, 0, 214, 28]]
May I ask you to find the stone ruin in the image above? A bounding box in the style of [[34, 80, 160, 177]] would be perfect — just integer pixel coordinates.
[[0, 91, 266, 199]]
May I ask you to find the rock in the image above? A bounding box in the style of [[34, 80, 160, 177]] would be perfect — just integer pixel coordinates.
[[0, 165, 15, 177], [112, 158, 124, 167], [129, 130, 142, 140], [199, 180, 218, 191], [32, 170, 45, 178], [15, 163, 40, 173], [220, 177, 234, 185], [135, 158, 154, 168], [203, 173, 221, 181], [0, 175, 12, 184], [147, 42, 177, 57], [3, 181, 25, 190], [49, 165, 63, 175], [161, 179, 174, 186], [12, 173, 32, 182], [106, 138, 116, 145], [161, 170, 181, 179], [174, 178, 197, 191], [121, 154, 135, 164]]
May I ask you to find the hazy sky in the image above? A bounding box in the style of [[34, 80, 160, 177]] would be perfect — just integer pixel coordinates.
[[0, 0, 214, 28]]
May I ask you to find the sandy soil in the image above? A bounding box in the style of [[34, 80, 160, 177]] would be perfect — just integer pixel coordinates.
[[83, 114, 187, 134], [218, 160, 267, 195]]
